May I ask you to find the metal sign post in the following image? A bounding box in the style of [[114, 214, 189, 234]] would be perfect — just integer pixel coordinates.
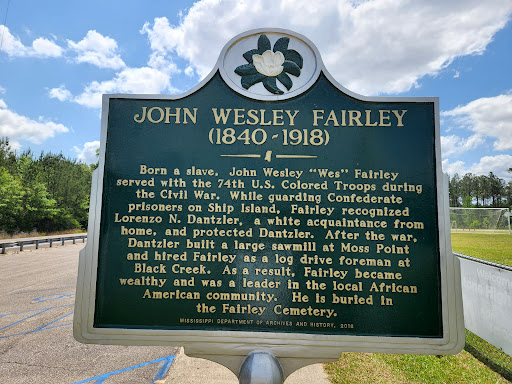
[[239, 351, 284, 384]]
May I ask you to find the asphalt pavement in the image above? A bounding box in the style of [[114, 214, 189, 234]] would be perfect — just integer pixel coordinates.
[[0, 244, 177, 383], [0, 242, 331, 383]]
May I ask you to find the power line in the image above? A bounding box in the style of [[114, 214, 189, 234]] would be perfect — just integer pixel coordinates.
[[0, 0, 11, 53]]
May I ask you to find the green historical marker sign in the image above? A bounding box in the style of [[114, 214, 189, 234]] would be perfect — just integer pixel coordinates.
[[74, 29, 464, 371]]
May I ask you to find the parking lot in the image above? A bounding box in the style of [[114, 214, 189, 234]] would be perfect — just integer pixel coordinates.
[[0, 243, 178, 383]]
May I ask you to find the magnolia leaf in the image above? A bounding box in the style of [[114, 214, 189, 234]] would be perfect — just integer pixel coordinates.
[[257, 34, 271, 54], [283, 61, 301, 77], [241, 73, 266, 89], [277, 72, 293, 90], [235, 64, 258, 76], [284, 49, 303, 69], [273, 37, 290, 54], [243, 49, 260, 63], [263, 77, 284, 94]]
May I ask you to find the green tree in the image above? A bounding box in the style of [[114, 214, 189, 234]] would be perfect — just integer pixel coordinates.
[[448, 174, 461, 206], [91, 147, 100, 171], [506, 169, 512, 207], [0, 138, 93, 234], [33, 153, 92, 229], [0, 167, 24, 234], [0, 138, 17, 173], [460, 173, 475, 202], [473, 175, 485, 207], [470, 219, 480, 230], [462, 195, 473, 208], [488, 172, 504, 207], [448, 171, 509, 208], [18, 182, 58, 232], [505, 181, 512, 207]]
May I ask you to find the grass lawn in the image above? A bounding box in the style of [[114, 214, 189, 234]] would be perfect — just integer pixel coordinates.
[[325, 232, 512, 383], [450, 232, 512, 266], [325, 350, 510, 383]]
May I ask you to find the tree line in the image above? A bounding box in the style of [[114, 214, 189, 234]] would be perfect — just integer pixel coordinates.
[[448, 171, 512, 208], [1, 134, 510, 235], [0, 138, 94, 235]]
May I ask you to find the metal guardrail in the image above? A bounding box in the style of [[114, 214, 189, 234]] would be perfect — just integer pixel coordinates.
[[0, 233, 87, 254]]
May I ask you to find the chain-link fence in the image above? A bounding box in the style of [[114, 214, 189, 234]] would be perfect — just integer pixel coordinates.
[[450, 207, 511, 233]]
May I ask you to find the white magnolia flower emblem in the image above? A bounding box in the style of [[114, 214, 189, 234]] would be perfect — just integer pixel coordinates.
[[252, 50, 285, 77], [235, 34, 303, 95]]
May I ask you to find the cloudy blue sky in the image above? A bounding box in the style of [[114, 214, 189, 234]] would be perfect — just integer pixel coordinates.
[[1, 0, 511, 180]]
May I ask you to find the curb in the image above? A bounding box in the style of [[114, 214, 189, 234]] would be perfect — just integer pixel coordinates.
[[165, 348, 331, 383]]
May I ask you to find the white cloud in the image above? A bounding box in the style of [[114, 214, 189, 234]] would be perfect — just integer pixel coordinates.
[[7, 139, 21, 152], [0, 85, 6, 94], [442, 159, 468, 177], [73, 67, 172, 108], [147, 52, 180, 75], [472, 155, 512, 179], [32, 37, 63, 57], [0, 99, 69, 143], [0, 137, 21, 152], [140, 0, 512, 95], [443, 155, 512, 180], [184, 66, 195, 77], [47, 29, 178, 109], [48, 85, 72, 102], [442, 94, 512, 151], [67, 30, 126, 70], [0, 25, 63, 58], [51, 31, 178, 109], [440, 134, 485, 157], [0, 25, 25, 56], [73, 141, 100, 164]]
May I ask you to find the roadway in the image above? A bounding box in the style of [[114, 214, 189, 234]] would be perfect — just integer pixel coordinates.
[[0, 243, 178, 383]]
